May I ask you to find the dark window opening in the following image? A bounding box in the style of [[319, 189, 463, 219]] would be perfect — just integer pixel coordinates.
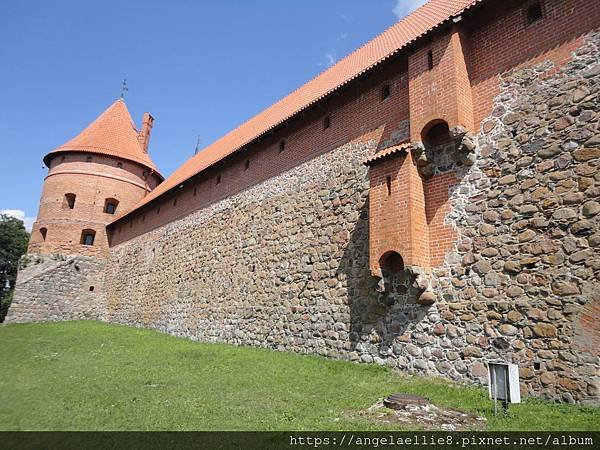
[[427, 50, 434, 70], [85, 156, 92, 163], [379, 251, 404, 273], [323, 116, 331, 129], [422, 120, 451, 146], [279, 141, 285, 152], [61, 156, 66, 162], [193, 186, 197, 196], [173, 197, 178, 206], [81, 229, 96, 246], [386, 176, 392, 196], [64, 193, 76, 210], [526, 2, 543, 25], [216, 175, 221, 185], [244, 159, 250, 171], [117, 162, 123, 169], [40, 227, 47, 241], [89, 286, 95, 292], [534, 361, 541, 370], [142, 170, 148, 180], [381, 84, 390, 100], [156, 206, 161, 215], [142, 215, 146, 223], [104, 198, 119, 214]]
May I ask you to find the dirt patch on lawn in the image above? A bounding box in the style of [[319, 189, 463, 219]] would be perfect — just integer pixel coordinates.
[[346, 398, 487, 431]]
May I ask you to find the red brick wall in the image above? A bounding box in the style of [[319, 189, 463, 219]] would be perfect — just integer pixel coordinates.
[[29, 153, 161, 256], [110, 0, 599, 274], [408, 27, 475, 142], [468, 0, 600, 126], [425, 172, 459, 267], [572, 298, 600, 358], [368, 151, 431, 274], [370, 0, 600, 272], [110, 58, 410, 244]]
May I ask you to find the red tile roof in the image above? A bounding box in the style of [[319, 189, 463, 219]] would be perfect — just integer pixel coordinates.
[[44, 99, 163, 178], [365, 143, 412, 166], [113, 0, 483, 223]]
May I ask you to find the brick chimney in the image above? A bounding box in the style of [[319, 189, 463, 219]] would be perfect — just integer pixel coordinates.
[[138, 112, 154, 153]]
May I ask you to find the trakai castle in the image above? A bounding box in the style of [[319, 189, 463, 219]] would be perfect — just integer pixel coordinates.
[[7, 0, 600, 404]]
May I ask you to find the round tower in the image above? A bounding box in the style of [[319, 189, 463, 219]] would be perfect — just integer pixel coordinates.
[[28, 99, 163, 257]]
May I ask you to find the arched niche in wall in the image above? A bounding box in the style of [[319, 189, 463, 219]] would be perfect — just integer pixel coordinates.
[[377, 251, 408, 301], [416, 118, 476, 179]]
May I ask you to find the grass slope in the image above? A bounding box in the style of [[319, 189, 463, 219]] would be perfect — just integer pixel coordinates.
[[0, 321, 597, 431]]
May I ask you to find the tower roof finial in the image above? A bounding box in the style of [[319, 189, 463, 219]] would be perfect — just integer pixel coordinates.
[[120, 78, 128, 99], [194, 135, 202, 155]]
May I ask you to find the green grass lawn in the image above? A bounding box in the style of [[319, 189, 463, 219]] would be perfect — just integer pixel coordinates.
[[0, 321, 597, 431]]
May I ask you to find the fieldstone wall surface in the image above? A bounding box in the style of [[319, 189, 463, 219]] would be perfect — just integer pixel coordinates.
[[102, 32, 599, 404], [10, 32, 598, 405], [427, 31, 600, 404], [5, 254, 106, 323]]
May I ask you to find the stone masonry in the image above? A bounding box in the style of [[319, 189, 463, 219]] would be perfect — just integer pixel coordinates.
[[101, 31, 600, 405], [6, 254, 105, 323], [6, 3, 600, 406]]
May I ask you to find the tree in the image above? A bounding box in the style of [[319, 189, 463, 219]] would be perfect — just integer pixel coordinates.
[[0, 214, 29, 322]]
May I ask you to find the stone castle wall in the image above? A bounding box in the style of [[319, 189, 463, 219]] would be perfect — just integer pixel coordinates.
[[6, 3, 599, 405], [99, 31, 599, 405], [5, 254, 105, 323]]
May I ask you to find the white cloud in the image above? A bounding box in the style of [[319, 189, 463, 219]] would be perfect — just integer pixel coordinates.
[[317, 51, 337, 68], [337, 32, 349, 42], [324, 52, 336, 66], [393, 0, 428, 20], [1, 209, 35, 232]]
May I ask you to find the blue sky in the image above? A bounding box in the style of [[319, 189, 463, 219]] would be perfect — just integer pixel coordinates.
[[0, 0, 426, 230]]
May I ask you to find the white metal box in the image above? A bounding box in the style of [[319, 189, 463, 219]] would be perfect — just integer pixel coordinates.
[[487, 362, 521, 404]]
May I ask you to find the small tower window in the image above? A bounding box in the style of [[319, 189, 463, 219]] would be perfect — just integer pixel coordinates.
[[193, 186, 197, 196], [386, 176, 392, 196], [117, 162, 123, 169], [216, 174, 221, 185], [85, 156, 92, 163], [323, 116, 331, 129], [526, 2, 543, 25], [80, 229, 96, 246], [40, 227, 47, 241], [381, 84, 390, 101], [279, 141, 285, 153], [64, 193, 76, 210], [427, 50, 434, 70], [173, 197, 178, 206], [104, 198, 119, 214], [142, 170, 148, 180], [244, 159, 250, 171]]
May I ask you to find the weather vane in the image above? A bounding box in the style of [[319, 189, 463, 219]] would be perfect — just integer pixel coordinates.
[[120, 78, 129, 99], [194, 135, 202, 155]]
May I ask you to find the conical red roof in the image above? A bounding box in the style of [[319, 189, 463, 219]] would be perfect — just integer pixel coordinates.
[[44, 99, 162, 177]]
